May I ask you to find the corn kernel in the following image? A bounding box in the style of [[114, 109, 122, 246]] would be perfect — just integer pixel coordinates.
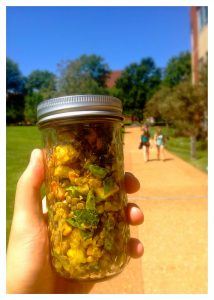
[[62, 223, 72, 236]]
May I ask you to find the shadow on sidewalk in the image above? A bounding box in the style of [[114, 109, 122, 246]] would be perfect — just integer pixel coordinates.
[[124, 131, 132, 134], [163, 158, 174, 162], [146, 158, 174, 162]]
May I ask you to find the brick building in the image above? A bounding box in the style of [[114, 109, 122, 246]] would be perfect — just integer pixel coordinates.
[[190, 6, 208, 84], [105, 70, 122, 88]]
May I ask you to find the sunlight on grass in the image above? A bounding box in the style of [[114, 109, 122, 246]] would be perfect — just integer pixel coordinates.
[[6, 126, 43, 244], [166, 136, 208, 172]]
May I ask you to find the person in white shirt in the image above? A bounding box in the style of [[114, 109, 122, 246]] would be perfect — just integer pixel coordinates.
[[154, 127, 165, 161]]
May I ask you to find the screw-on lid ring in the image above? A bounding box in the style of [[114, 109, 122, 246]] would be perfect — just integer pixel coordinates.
[[37, 95, 123, 125]]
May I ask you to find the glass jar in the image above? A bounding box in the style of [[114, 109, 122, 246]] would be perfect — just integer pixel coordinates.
[[37, 95, 130, 281]]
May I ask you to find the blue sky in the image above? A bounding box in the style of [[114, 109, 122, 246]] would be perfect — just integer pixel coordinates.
[[6, 6, 191, 76]]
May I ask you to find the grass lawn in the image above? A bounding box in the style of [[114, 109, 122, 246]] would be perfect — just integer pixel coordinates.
[[165, 136, 208, 173], [6, 126, 43, 244]]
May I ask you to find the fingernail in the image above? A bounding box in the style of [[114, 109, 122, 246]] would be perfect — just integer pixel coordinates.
[[137, 243, 144, 256], [29, 149, 39, 166]]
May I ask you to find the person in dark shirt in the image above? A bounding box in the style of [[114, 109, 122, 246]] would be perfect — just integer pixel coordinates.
[[139, 124, 150, 162]]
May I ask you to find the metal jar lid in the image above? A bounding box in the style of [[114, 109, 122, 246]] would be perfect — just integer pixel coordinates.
[[37, 95, 124, 126]]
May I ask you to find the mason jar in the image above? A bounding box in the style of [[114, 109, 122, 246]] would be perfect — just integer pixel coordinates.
[[37, 95, 130, 281]]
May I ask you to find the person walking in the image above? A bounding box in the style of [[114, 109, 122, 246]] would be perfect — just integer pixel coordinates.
[[154, 127, 165, 161], [139, 124, 150, 162]]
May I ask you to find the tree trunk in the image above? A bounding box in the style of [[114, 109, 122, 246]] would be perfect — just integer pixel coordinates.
[[190, 135, 196, 159]]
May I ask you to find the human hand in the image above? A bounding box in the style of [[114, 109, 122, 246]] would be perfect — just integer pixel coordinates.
[[6, 149, 144, 294]]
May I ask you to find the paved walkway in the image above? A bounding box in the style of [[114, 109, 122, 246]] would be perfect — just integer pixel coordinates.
[[89, 126, 208, 294]]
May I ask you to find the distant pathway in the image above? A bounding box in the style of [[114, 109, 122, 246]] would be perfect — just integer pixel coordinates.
[[124, 126, 207, 201]]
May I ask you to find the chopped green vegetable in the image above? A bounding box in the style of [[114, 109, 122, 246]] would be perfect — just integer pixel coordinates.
[[66, 184, 89, 196], [95, 182, 119, 200], [86, 190, 96, 210], [104, 176, 114, 194], [65, 186, 79, 197], [80, 229, 94, 240], [67, 209, 99, 230], [85, 164, 108, 178]]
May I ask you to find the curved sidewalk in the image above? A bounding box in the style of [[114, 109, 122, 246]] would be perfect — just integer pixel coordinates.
[[89, 126, 208, 293]]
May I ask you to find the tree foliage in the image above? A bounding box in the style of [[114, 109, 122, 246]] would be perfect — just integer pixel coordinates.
[[171, 81, 206, 135], [163, 52, 191, 87], [23, 70, 57, 123], [6, 52, 206, 133], [144, 86, 172, 122], [26, 70, 57, 98], [115, 58, 161, 112], [146, 80, 207, 131], [24, 93, 44, 124], [57, 55, 111, 95], [6, 57, 26, 123], [145, 78, 207, 158], [6, 57, 26, 94], [145, 51, 208, 158]]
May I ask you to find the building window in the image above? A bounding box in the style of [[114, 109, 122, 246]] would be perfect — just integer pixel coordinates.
[[198, 6, 208, 31]]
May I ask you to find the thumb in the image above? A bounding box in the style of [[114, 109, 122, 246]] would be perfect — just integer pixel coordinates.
[[14, 149, 45, 216]]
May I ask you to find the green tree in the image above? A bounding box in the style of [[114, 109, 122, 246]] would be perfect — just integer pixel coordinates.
[[6, 57, 26, 94], [145, 80, 207, 159], [171, 81, 207, 158], [58, 55, 111, 95], [6, 57, 26, 123], [26, 70, 56, 98], [24, 93, 44, 124], [144, 86, 172, 123], [115, 58, 161, 112], [163, 52, 191, 87], [24, 70, 57, 123]]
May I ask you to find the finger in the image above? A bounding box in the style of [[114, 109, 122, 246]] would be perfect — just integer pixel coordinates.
[[14, 149, 45, 215], [124, 172, 140, 194], [42, 196, 48, 214], [126, 203, 144, 225], [128, 238, 144, 258], [43, 212, 49, 225]]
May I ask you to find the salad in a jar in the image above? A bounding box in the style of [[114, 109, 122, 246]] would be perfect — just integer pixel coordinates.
[[45, 122, 130, 280]]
